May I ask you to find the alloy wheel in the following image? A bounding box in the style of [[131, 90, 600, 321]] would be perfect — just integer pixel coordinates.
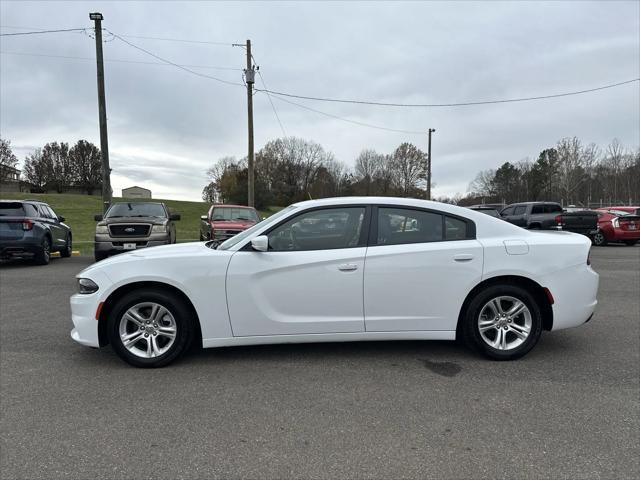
[[118, 302, 177, 358], [477, 296, 532, 351]]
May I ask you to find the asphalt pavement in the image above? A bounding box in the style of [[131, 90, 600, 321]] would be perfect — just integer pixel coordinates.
[[1, 247, 638, 479]]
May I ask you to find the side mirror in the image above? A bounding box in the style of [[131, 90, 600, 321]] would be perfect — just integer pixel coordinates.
[[200, 215, 208, 221], [170, 213, 181, 221], [58, 216, 66, 222], [94, 214, 103, 221], [251, 235, 269, 252]]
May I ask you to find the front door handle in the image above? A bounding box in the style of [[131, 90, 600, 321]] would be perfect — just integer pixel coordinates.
[[453, 254, 474, 262], [338, 263, 358, 272]]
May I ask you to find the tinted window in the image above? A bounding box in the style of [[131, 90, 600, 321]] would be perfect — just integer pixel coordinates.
[[212, 207, 259, 222], [268, 207, 365, 251], [501, 207, 514, 216], [546, 204, 562, 214], [513, 206, 527, 215], [38, 205, 53, 218], [377, 208, 443, 245], [445, 216, 467, 240], [106, 203, 166, 218], [0, 202, 25, 216], [531, 205, 544, 214], [46, 206, 58, 219]]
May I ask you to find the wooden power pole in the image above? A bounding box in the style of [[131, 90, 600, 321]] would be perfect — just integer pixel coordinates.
[[427, 128, 435, 200], [244, 40, 255, 207], [90, 12, 112, 212]]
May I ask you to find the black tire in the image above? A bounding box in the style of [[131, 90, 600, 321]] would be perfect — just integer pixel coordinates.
[[94, 251, 109, 262], [199, 231, 204, 241], [33, 235, 51, 265], [107, 289, 194, 368], [593, 231, 607, 246], [460, 284, 543, 361], [60, 234, 72, 258], [624, 240, 637, 246]]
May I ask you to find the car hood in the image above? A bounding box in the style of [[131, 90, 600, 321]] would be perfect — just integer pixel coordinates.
[[101, 216, 167, 225], [79, 242, 222, 276], [211, 220, 256, 229]]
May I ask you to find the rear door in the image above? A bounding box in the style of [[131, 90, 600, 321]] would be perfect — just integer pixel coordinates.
[[363, 206, 483, 332]]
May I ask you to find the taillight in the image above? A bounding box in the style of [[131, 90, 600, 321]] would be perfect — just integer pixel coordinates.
[[543, 287, 555, 305], [22, 219, 33, 231], [554, 214, 563, 226], [612, 218, 620, 228]]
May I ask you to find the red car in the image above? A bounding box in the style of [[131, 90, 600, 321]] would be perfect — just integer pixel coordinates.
[[593, 207, 640, 246], [199, 204, 260, 244]]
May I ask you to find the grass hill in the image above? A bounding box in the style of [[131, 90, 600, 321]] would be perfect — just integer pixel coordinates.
[[0, 192, 279, 255]]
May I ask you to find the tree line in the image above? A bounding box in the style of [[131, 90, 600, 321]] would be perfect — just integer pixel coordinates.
[[464, 137, 639, 207], [203, 136, 639, 209], [0, 138, 103, 195], [202, 137, 429, 209]]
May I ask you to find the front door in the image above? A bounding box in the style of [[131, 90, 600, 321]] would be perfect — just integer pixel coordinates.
[[226, 206, 369, 337], [364, 207, 483, 332]]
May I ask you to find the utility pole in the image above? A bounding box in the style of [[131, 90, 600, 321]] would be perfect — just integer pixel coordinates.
[[427, 128, 435, 200], [244, 39, 255, 207], [90, 12, 111, 213]]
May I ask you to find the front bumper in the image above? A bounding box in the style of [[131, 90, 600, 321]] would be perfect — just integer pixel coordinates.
[[70, 293, 101, 347], [95, 233, 171, 254]]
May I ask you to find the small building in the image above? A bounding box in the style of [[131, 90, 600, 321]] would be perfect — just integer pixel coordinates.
[[122, 186, 152, 199], [0, 165, 21, 182]]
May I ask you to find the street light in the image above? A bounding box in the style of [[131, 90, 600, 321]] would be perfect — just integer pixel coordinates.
[[89, 12, 103, 20], [427, 128, 436, 200]]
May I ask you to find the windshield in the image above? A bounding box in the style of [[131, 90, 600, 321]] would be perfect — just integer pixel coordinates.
[[217, 206, 297, 250], [106, 203, 166, 218], [212, 207, 259, 222]]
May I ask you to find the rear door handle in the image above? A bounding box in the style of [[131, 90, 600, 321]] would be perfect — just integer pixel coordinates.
[[338, 263, 358, 271], [453, 254, 474, 262]]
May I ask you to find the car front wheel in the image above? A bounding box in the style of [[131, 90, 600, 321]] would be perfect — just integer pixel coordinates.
[[107, 289, 194, 368], [461, 285, 543, 360], [60, 234, 72, 258]]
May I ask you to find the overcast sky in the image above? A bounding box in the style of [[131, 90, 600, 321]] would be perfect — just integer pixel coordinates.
[[1, 0, 638, 201]]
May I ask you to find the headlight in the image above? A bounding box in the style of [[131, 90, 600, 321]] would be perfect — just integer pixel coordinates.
[[152, 224, 167, 233], [78, 278, 99, 294], [96, 225, 108, 234]]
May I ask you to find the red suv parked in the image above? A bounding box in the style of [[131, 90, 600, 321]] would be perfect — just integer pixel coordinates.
[[199, 204, 260, 244], [593, 207, 640, 246]]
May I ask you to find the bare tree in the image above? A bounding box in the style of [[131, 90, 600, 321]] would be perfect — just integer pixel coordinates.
[[391, 142, 428, 197], [354, 149, 384, 195]]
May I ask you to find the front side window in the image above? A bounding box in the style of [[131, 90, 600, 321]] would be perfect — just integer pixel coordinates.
[[268, 207, 365, 251], [377, 208, 443, 245], [513, 206, 527, 215], [501, 207, 514, 216]]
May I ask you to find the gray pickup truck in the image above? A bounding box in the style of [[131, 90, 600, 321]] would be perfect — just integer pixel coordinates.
[[500, 202, 597, 237], [94, 202, 180, 261]]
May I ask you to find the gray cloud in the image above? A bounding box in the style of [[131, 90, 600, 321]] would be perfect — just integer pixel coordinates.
[[1, 0, 638, 201]]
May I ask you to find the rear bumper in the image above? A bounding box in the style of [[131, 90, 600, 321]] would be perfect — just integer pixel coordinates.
[[0, 239, 41, 259], [609, 229, 640, 241], [542, 264, 599, 331]]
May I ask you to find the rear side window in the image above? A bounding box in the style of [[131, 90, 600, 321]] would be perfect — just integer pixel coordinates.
[[445, 216, 467, 240], [0, 202, 26, 216], [377, 208, 442, 245], [545, 204, 562, 214], [513, 206, 527, 215], [531, 205, 544, 214]]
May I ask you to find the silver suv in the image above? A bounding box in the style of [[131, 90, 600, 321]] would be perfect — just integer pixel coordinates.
[[94, 202, 180, 261]]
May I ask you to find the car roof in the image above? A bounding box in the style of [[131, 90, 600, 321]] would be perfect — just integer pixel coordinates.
[[0, 199, 47, 204]]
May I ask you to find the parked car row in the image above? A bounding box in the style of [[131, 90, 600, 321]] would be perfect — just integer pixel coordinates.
[[468, 201, 639, 246]]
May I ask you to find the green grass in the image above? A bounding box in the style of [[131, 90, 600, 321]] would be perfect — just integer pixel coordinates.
[[1, 192, 280, 255]]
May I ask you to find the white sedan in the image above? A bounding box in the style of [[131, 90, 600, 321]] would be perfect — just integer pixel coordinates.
[[70, 197, 599, 367]]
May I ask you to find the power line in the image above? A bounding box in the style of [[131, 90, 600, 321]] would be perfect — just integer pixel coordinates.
[[257, 70, 287, 137], [0, 50, 242, 70], [256, 78, 640, 108], [116, 33, 237, 46], [267, 94, 425, 135], [106, 29, 244, 87], [0, 27, 87, 36]]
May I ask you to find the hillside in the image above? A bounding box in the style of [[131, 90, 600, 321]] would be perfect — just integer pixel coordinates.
[[0, 192, 278, 255]]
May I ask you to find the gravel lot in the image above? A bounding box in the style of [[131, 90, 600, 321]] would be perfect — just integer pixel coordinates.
[[1, 246, 638, 479]]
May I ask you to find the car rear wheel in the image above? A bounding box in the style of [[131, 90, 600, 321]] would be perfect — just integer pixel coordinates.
[[624, 240, 637, 246], [593, 231, 607, 246], [107, 289, 194, 368], [461, 285, 543, 360], [60, 234, 72, 258], [33, 236, 51, 265]]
